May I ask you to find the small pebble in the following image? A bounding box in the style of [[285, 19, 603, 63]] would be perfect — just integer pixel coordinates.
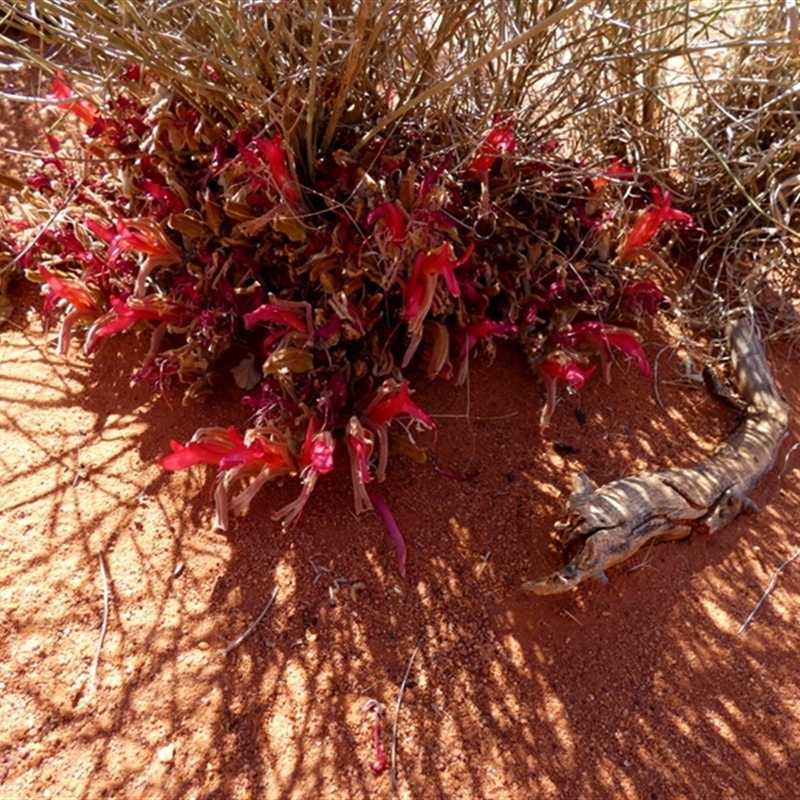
[[157, 744, 175, 763]]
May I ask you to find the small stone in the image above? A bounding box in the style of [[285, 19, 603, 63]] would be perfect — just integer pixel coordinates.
[[157, 744, 175, 763]]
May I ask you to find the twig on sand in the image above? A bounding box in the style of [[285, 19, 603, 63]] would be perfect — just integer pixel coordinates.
[[739, 547, 800, 634], [391, 638, 421, 793], [89, 552, 109, 693], [224, 587, 279, 654], [777, 441, 800, 481], [561, 608, 583, 626]]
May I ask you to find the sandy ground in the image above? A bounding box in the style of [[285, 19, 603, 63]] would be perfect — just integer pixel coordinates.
[[2, 53, 800, 800], [1, 276, 800, 799]]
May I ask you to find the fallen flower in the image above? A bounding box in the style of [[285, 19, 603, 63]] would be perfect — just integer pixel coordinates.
[[363, 699, 387, 775]]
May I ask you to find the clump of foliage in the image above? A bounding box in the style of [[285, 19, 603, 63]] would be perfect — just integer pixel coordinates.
[[1, 0, 787, 546]]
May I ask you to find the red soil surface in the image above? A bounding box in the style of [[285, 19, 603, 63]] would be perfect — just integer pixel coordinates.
[[2, 60, 800, 800]]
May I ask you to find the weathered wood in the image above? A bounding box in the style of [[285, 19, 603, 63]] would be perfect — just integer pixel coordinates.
[[523, 317, 790, 595]]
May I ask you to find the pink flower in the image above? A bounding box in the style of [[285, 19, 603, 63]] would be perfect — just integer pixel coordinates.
[[272, 418, 336, 528], [620, 281, 664, 316], [346, 416, 375, 514], [467, 120, 516, 173], [538, 354, 596, 427], [619, 188, 696, 258], [301, 420, 335, 475]]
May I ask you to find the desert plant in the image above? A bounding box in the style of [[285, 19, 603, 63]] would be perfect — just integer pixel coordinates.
[[0, 0, 792, 553]]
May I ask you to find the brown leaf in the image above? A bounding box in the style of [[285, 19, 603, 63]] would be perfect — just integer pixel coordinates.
[[231, 354, 262, 390], [0, 294, 13, 324]]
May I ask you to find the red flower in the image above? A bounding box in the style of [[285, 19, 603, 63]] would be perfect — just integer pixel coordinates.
[[467, 121, 516, 173], [161, 425, 296, 530], [88, 295, 184, 343], [403, 241, 474, 328], [364, 380, 433, 428], [160, 430, 238, 470], [108, 217, 181, 264], [368, 201, 407, 243], [50, 75, 99, 125], [539, 354, 596, 389], [142, 179, 186, 214], [590, 159, 634, 193], [619, 188, 696, 258], [346, 416, 375, 515], [249, 135, 301, 207], [244, 300, 310, 333], [39, 265, 98, 316], [160, 425, 292, 472], [458, 318, 518, 359], [361, 380, 433, 487]]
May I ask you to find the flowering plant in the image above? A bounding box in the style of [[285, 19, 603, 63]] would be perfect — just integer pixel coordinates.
[[2, 69, 699, 573]]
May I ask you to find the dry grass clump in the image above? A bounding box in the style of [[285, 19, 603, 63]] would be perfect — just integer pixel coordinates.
[[676, 2, 800, 336]]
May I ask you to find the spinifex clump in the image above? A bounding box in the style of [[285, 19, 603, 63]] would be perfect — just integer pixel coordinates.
[[2, 70, 698, 544]]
